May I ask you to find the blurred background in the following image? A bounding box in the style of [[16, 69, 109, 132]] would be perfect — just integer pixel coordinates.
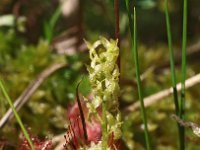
[[0, 0, 200, 149]]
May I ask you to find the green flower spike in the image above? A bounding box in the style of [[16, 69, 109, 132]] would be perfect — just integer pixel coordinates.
[[85, 37, 122, 149]]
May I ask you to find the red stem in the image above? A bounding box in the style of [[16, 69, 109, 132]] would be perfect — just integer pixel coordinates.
[[115, 0, 120, 75]]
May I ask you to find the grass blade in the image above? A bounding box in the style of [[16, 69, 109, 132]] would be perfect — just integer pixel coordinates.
[[0, 79, 35, 150], [164, 0, 184, 149], [180, 0, 188, 149], [165, 0, 179, 115], [125, 1, 151, 149], [133, 7, 151, 150]]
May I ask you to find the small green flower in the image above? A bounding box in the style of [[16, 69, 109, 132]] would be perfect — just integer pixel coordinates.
[[86, 37, 122, 149], [85, 37, 120, 112], [64, 37, 122, 150]]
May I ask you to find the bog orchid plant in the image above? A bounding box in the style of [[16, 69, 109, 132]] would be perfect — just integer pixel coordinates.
[[64, 37, 122, 150]]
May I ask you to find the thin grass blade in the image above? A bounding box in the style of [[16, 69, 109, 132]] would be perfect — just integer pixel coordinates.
[[164, 1, 185, 149], [180, 0, 188, 149], [0, 79, 35, 150], [165, 0, 179, 115], [125, 1, 151, 149]]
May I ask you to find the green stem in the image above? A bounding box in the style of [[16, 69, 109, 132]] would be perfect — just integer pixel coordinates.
[[0, 79, 35, 150], [125, 1, 151, 149], [165, 0, 179, 115], [164, 0, 183, 149], [180, 0, 187, 149], [102, 100, 108, 150], [133, 8, 151, 150]]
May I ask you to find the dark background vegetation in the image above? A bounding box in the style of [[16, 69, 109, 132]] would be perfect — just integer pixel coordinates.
[[0, 0, 200, 149]]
